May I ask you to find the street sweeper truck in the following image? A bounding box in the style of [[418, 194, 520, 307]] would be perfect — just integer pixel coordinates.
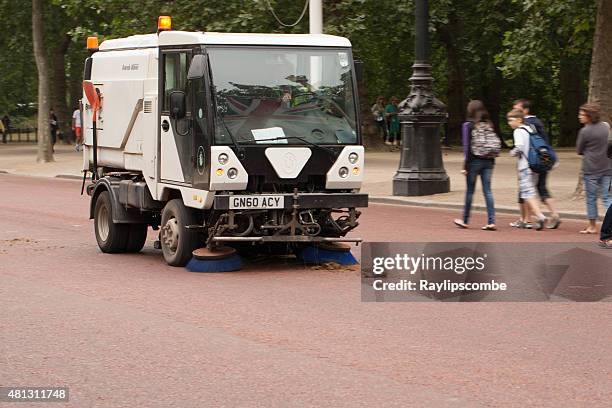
[[82, 17, 368, 267]]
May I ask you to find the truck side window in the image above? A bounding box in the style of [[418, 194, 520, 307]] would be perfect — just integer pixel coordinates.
[[163, 52, 190, 113]]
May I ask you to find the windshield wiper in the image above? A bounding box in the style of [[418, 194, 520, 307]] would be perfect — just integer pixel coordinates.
[[216, 108, 245, 160]]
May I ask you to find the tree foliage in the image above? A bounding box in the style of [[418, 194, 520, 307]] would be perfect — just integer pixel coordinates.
[[0, 0, 605, 147]]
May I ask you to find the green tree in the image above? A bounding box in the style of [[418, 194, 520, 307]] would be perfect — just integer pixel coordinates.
[[496, 0, 595, 146]]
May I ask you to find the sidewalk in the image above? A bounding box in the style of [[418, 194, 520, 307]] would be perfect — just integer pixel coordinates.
[[0, 143, 600, 220], [364, 148, 596, 219]]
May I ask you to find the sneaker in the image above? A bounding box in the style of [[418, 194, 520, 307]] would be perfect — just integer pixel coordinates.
[[385, 141, 392, 145], [546, 216, 561, 229], [510, 220, 532, 229], [534, 218, 546, 231]]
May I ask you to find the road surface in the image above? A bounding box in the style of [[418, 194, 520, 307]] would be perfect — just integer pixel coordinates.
[[0, 174, 610, 407]]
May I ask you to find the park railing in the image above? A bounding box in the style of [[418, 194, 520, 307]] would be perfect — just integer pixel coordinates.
[[4, 128, 38, 143]]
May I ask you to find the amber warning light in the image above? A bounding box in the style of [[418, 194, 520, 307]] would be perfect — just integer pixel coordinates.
[[158, 16, 172, 31], [86, 36, 98, 50]]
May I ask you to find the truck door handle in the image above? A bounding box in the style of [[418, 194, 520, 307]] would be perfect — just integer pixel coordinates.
[[161, 120, 170, 132]]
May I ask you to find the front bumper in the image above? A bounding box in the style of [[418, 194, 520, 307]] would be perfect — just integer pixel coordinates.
[[213, 192, 369, 210], [212, 236, 362, 243]]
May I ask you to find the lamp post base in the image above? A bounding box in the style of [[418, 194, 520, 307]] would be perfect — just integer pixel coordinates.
[[393, 174, 450, 196], [392, 114, 450, 197]]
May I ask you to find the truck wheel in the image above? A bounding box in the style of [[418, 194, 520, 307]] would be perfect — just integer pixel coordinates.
[[124, 224, 148, 253], [160, 199, 200, 266], [94, 191, 128, 253]]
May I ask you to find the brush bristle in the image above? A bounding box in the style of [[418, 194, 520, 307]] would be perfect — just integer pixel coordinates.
[[185, 254, 243, 272], [297, 246, 358, 265]]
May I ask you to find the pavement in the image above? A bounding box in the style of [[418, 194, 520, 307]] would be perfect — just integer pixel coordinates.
[[0, 142, 604, 222], [1, 174, 610, 407]]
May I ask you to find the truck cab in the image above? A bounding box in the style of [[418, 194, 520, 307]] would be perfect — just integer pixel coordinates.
[[84, 25, 368, 266]]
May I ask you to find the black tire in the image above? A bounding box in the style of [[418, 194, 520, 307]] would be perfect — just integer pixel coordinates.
[[160, 199, 200, 266], [94, 191, 128, 253], [124, 224, 148, 253]]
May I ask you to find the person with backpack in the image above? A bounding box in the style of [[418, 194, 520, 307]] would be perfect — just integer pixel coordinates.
[[454, 100, 500, 230], [507, 109, 548, 230], [576, 103, 612, 234], [512, 99, 561, 229]]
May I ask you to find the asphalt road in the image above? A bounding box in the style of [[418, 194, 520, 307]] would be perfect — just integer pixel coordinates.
[[0, 174, 610, 407]]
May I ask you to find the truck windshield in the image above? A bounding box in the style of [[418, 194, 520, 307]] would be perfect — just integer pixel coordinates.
[[208, 47, 358, 145]]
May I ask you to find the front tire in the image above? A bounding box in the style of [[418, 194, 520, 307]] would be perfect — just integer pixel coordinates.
[[160, 199, 200, 266], [94, 191, 128, 253]]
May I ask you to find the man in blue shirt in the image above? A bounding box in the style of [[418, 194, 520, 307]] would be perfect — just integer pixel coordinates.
[[512, 99, 561, 229]]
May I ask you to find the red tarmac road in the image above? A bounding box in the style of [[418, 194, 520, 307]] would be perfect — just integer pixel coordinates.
[[0, 174, 610, 407]]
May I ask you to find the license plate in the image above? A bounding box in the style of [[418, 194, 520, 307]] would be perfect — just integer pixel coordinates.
[[229, 195, 285, 209]]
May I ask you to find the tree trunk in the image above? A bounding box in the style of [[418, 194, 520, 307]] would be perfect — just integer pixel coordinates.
[[558, 58, 584, 147], [588, 0, 612, 121], [482, 70, 506, 147], [68, 50, 83, 111], [51, 33, 71, 141], [32, 0, 53, 162], [436, 11, 465, 146]]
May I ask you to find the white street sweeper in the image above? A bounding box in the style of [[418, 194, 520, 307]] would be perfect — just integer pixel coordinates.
[[82, 16, 368, 267]]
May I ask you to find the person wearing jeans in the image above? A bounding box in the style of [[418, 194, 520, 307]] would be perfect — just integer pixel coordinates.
[[454, 100, 497, 230], [576, 103, 612, 234], [462, 158, 495, 227]]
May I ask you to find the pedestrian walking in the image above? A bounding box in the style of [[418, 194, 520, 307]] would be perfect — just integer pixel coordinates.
[[576, 103, 612, 234], [385, 96, 400, 146], [371, 96, 388, 142], [454, 100, 500, 230], [2, 114, 10, 143], [72, 105, 82, 152], [50, 109, 58, 151], [507, 109, 548, 230], [512, 99, 561, 229]]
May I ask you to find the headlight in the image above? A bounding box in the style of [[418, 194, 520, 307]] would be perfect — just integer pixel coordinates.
[[227, 167, 238, 179], [216, 168, 224, 176], [339, 167, 349, 178], [348, 152, 358, 164], [352, 167, 360, 175], [218, 153, 229, 165]]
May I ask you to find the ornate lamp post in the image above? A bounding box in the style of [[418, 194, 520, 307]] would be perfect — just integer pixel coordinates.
[[393, 0, 450, 196]]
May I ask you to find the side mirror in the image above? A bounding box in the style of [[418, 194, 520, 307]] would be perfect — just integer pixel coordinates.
[[187, 54, 206, 80], [169, 90, 186, 119]]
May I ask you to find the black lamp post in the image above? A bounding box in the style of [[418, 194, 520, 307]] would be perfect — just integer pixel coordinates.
[[393, 0, 450, 196]]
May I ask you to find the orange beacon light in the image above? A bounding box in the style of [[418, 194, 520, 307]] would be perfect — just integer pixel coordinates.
[[86, 36, 99, 51], [158, 16, 172, 32]]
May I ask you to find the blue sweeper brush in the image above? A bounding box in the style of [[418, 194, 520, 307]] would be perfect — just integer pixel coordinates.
[[296, 243, 358, 266], [186, 246, 243, 272]]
